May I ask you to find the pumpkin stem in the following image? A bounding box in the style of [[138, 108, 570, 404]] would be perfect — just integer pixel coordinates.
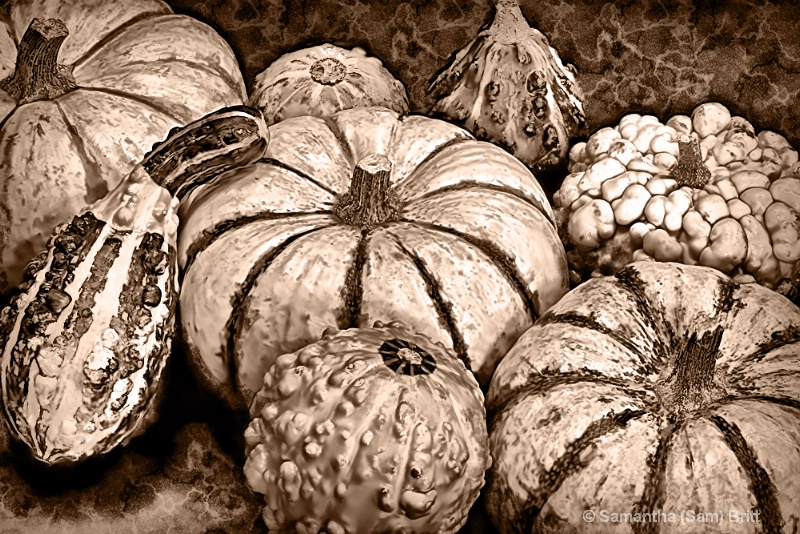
[[670, 135, 712, 188], [0, 18, 77, 105], [655, 325, 726, 417], [309, 56, 347, 86], [334, 154, 399, 229]]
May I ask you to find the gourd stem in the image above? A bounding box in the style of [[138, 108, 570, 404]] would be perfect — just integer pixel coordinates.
[[309, 57, 347, 86], [656, 325, 724, 416], [0, 18, 77, 105], [670, 136, 712, 188], [491, 0, 530, 45], [334, 154, 399, 229]]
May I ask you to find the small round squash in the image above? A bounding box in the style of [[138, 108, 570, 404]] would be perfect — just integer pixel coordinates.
[[243, 321, 491, 534], [485, 261, 800, 534], [250, 43, 409, 125]]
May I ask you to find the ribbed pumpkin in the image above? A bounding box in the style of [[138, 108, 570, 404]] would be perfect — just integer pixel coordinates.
[[177, 105, 568, 401], [250, 43, 409, 125], [243, 322, 491, 534], [0, 0, 247, 294], [485, 261, 800, 534]]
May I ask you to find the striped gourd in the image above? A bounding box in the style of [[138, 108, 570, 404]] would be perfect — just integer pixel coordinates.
[[485, 261, 800, 534], [177, 105, 569, 403], [0, 106, 269, 465]]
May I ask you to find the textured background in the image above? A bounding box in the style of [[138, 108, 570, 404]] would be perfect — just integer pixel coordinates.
[[2, 0, 800, 532]]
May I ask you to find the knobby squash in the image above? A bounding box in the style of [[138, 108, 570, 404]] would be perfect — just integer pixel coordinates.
[[0, 0, 247, 294], [244, 322, 490, 534]]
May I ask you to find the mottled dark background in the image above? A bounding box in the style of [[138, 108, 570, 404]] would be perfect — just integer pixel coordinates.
[[1, 0, 799, 532]]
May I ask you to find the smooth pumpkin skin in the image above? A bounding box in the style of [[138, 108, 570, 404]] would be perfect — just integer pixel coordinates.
[[0, 0, 247, 292], [485, 261, 800, 534], [177, 106, 568, 400]]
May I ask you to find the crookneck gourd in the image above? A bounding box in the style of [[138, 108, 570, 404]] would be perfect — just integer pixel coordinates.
[[428, 0, 585, 172], [0, 106, 269, 465], [244, 322, 491, 534], [177, 105, 568, 403], [250, 43, 409, 125], [0, 0, 247, 294], [485, 261, 800, 534], [554, 102, 800, 301]]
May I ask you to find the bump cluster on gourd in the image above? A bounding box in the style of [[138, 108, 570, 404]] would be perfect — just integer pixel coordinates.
[[554, 102, 800, 287]]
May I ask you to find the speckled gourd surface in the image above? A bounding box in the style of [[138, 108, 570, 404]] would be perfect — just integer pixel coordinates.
[[0, 107, 269, 466], [243, 322, 491, 534], [177, 105, 568, 402], [429, 0, 586, 172], [0, 0, 247, 295], [554, 102, 800, 301], [249, 42, 409, 125], [485, 261, 800, 534]]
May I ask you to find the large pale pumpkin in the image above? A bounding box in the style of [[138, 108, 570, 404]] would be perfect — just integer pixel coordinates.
[[0, 0, 247, 294], [485, 261, 800, 534], [177, 106, 568, 401]]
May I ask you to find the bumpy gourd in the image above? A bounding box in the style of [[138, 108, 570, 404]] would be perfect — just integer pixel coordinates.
[[0, 1, 247, 294], [250, 43, 409, 125], [486, 261, 800, 534], [554, 102, 800, 297], [429, 0, 585, 171], [0, 107, 269, 465], [243, 321, 491, 534], [177, 106, 568, 405]]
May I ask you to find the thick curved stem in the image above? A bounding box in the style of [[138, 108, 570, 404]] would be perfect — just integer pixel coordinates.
[[334, 154, 399, 229], [0, 18, 76, 104]]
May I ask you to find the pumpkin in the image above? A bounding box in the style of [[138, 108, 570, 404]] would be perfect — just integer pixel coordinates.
[[428, 0, 585, 172], [243, 321, 491, 534], [250, 42, 409, 125], [0, 106, 269, 465], [554, 102, 800, 300], [0, 0, 247, 295], [177, 105, 568, 402], [484, 261, 800, 534]]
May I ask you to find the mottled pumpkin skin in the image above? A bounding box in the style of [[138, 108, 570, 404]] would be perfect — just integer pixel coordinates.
[[250, 43, 409, 125], [0, 0, 247, 293], [485, 261, 800, 534], [177, 105, 568, 401], [243, 322, 491, 534]]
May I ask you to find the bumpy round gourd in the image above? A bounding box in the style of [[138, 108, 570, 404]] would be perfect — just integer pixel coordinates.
[[243, 321, 491, 534], [485, 261, 800, 534], [554, 102, 800, 297], [177, 106, 568, 402], [0, 0, 247, 295], [250, 43, 409, 126], [429, 0, 585, 171]]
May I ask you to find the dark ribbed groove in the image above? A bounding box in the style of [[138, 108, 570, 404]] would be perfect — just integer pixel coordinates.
[[409, 180, 555, 227], [523, 409, 647, 534], [631, 418, 683, 534], [404, 220, 540, 323], [224, 227, 329, 390], [77, 87, 184, 124], [336, 230, 370, 329], [736, 325, 800, 365], [488, 370, 654, 416], [54, 100, 108, 201], [72, 10, 172, 67], [708, 415, 783, 534], [181, 211, 332, 279], [535, 311, 656, 377], [260, 157, 340, 198], [391, 236, 470, 370]]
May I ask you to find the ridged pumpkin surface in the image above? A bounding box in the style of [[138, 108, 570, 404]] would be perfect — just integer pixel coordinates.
[[0, 0, 246, 292], [177, 106, 568, 398], [486, 261, 800, 534], [243, 323, 491, 533]]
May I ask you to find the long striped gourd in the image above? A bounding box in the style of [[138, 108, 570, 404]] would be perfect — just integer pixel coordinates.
[[0, 106, 269, 465]]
